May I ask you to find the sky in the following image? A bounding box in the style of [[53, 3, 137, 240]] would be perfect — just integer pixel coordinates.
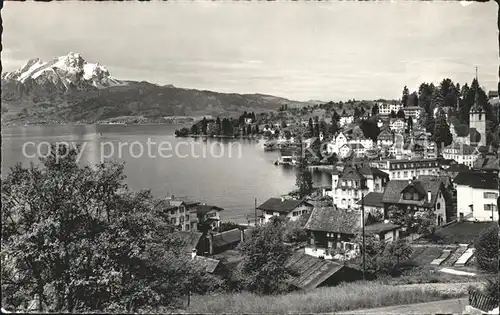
[[2, 1, 498, 102]]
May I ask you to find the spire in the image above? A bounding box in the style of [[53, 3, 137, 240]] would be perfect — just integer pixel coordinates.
[[472, 66, 483, 113]]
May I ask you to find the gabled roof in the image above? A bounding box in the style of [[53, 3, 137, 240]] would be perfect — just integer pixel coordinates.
[[357, 192, 384, 208], [304, 207, 361, 234], [173, 231, 203, 253], [358, 165, 389, 178], [211, 228, 253, 248], [340, 166, 366, 180], [474, 156, 500, 171], [286, 252, 348, 290], [257, 198, 312, 213], [453, 171, 498, 190], [196, 204, 224, 216], [194, 256, 220, 273], [361, 222, 401, 234]]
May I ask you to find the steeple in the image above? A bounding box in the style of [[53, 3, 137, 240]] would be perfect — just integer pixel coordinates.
[[472, 66, 483, 113]]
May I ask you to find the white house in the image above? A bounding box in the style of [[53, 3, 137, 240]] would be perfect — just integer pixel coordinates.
[[390, 118, 405, 133], [377, 129, 394, 147], [349, 137, 374, 150], [327, 132, 350, 154], [379, 103, 403, 116], [338, 144, 353, 159], [256, 198, 314, 224], [442, 143, 479, 168], [454, 171, 498, 222], [339, 115, 354, 127], [403, 106, 422, 120]]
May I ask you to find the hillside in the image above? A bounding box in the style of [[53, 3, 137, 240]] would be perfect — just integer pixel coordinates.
[[1, 53, 307, 125]]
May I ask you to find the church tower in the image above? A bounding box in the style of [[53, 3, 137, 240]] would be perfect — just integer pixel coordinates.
[[469, 67, 486, 147]]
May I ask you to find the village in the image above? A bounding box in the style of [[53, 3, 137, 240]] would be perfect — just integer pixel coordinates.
[[162, 78, 500, 314]]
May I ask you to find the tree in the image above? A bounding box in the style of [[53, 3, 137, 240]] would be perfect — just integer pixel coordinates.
[[215, 117, 221, 134], [283, 212, 310, 244], [414, 211, 437, 236], [1, 145, 211, 312], [474, 225, 499, 273], [354, 107, 361, 119], [238, 217, 293, 295], [359, 119, 381, 142], [407, 116, 414, 133], [387, 204, 415, 232], [389, 110, 397, 118], [307, 118, 314, 138], [281, 120, 287, 129], [295, 156, 313, 199], [402, 86, 409, 107], [246, 124, 252, 136], [396, 108, 405, 119], [191, 124, 199, 135], [408, 92, 419, 107], [371, 103, 379, 116], [201, 117, 208, 135], [432, 109, 453, 151]]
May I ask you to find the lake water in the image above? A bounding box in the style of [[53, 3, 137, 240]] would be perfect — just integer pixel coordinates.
[[1, 124, 331, 223]]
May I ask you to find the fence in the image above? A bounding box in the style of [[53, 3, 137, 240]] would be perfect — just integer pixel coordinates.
[[468, 288, 498, 312]]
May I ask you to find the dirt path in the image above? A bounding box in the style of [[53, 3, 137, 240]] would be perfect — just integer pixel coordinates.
[[344, 298, 469, 314]]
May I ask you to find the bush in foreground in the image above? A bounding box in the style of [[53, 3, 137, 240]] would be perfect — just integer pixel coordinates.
[[186, 281, 461, 314]]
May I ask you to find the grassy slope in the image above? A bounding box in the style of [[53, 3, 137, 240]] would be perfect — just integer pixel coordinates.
[[186, 281, 467, 314]]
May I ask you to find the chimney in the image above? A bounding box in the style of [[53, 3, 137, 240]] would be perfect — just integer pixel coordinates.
[[427, 190, 431, 202], [208, 233, 214, 256], [191, 249, 197, 260]]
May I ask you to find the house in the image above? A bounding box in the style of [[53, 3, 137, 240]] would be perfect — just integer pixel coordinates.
[[473, 154, 500, 174], [389, 118, 405, 133], [286, 252, 363, 290], [349, 137, 374, 150], [382, 176, 448, 226], [377, 129, 394, 147], [256, 198, 313, 224], [369, 158, 440, 180], [196, 204, 225, 230], [331, 165, 389, 209], [339, 112, 354, 127], [356, 192, 384, 219], [161, 197, 225, 232], [304, 206, 401, 260], [454, 171, 498, 222], [338, 144, 353, 159], [442, 143, 479, 168], [173, 231, 206, 255], [403, 106, 422, 120], [449, 119, 471, 145], [161, 196, 201, 231]]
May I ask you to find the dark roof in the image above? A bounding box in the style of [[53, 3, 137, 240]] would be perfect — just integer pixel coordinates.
[[358, 165, 389, 178], [257, 198, 312, 213], [474, 156, 500, 171], [445, 164, 470, 173], [196, 204, 224, 216], [340, 166, 366, 181], [453, 171, 498, 190], [194, 256, 220, 273], [211, 228, 253, 248], [357, 192, 384, 208], [164, 197, 200, 207], [286, 252, 347, 290], [418, 175, 451, 187], [382, 178, 443, 207], [304, 207, 361, 234], [361, 222, 401, 234], [173, 231, 203, 253]]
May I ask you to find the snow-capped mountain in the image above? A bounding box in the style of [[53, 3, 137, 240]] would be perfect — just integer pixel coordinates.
[[2, 52, 123, 92]]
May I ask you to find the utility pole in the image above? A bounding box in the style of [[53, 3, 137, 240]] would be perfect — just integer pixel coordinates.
[[254, 198, 257, 227], [361, 192, 366, 281]]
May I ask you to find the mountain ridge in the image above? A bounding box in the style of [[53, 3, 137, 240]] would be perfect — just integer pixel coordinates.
[[1, 53, 308, 125]]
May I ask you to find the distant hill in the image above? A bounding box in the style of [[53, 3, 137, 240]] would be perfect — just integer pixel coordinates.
[[1, 53, 308, 124]]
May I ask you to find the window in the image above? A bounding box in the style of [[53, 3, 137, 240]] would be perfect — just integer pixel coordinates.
[[185, 215, 189, 221], [403, 171, 408, 178], [437, 203, 441, 210], [171, 209, 176, 215], [484, 192, 498, 199], [484, 204, 497, 211]]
